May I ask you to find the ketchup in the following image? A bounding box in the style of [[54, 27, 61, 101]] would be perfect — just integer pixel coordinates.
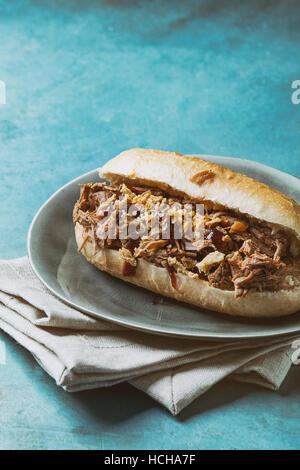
[[122, 261, 137, 277]]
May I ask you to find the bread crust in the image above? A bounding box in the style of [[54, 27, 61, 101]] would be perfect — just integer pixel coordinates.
[[75, 224, 300, 318], [99, 148, 300, 238]]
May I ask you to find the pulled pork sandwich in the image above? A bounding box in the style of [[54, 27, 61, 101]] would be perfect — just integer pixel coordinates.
[[73, 148, 300, 318]]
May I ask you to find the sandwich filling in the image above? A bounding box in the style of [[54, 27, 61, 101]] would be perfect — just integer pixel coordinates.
[[73, 182, 300, 298]]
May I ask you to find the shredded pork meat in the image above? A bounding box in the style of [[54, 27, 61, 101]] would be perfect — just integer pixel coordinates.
[[73, 182, 300, 297]]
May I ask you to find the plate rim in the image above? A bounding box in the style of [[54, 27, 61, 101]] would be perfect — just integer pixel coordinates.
[[27, 156, 300, 340]]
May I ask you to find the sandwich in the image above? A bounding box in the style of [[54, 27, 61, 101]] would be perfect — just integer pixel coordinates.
[[73, 148, 300, 318]]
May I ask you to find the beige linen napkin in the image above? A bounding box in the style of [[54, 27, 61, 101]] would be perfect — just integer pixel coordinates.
[[0, 257, 297, 415]]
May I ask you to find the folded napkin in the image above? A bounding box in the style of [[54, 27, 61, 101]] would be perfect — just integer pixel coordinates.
[[0, 257, 297, 415]]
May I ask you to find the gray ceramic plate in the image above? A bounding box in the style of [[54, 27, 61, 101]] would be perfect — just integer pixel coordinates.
[[27, 156, 300, 339]]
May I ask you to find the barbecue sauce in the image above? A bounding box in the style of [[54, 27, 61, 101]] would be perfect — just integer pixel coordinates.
[[122, 261, 137, 277], [198, 271, 208, 281], [207, 228, 223, 250], [126, 239, 139, 254], [166, 262, 177, 289]]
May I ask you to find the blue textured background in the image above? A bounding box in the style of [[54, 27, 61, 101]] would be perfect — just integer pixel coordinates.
[[0, 0, 299, 450]]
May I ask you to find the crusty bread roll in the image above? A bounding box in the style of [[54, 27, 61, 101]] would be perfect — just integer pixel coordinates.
[[75, 223, 299, 318], [73, 149, 300, 318], [100, 149, 300, 239]]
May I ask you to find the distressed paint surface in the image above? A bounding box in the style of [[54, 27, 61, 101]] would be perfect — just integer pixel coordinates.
[[0, 0, 299, 450]]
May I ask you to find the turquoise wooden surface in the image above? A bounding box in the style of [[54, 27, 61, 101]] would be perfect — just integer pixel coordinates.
[[0, 0, 299, 449]]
